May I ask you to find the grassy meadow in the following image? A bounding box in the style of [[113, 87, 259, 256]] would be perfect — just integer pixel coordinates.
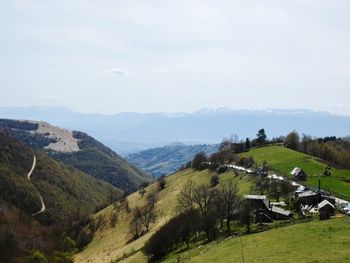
[[240, 145, 350, 197], [75, 169, 253, 263], [163, 215, 350, 263]]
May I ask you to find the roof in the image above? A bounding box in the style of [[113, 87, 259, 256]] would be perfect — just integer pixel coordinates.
[[268, 174, 284, 180], [318, 200, 335, 210], [290, 167, 301, 175], [295, 185, 306, 193], [270, 205, 292, 217], [244, 195, 267, 200], [298, 190, 317, 198], [291, 181, 300, 187]]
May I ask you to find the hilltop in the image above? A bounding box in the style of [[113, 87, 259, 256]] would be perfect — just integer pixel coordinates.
[[240, 145, 350, 197], [126, 143, 218, 178], [0, 119, 151, 192]]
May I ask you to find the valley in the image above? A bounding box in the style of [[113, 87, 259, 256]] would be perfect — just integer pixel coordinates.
[[1, 118, 350, 263], [126, 143, 218, 178], [3, 2, 349, 262]]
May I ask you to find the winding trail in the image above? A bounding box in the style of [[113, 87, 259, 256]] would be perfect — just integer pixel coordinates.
[[27, 155, 36, 180], [27, 155, 46, 216]]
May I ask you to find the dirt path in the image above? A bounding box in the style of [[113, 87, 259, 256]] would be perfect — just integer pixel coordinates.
[[27, 155, 36, 180], [27, 155, 46, 216]]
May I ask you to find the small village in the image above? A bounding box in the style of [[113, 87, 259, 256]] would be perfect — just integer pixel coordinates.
[[225, 163, 347, 223]]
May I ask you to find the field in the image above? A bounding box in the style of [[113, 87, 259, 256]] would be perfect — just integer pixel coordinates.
[[75, 146, 350, 263], [163, 215, 350, 263], [240, 145, 350, 197], [74, 169, 253, 263]]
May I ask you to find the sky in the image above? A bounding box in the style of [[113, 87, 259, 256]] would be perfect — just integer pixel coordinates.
[[1, 0, 350, 115]]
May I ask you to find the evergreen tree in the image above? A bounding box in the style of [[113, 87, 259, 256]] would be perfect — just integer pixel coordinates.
[[256, 129, 267, 145], [245, 138, 251, 150]]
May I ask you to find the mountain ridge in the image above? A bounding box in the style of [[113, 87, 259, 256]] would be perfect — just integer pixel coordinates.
[[1, 106, 350, 154], [0, 119, 151, 192]]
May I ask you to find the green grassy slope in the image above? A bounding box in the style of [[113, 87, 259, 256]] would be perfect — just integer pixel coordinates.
[[75, 169, 253, 263], [164, 216, 350, 263], [240, 145, 350, 196], [0, 132, 122, 225]]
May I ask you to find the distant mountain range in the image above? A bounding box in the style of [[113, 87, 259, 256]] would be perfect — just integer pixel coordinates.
[[1, 106, 350, 154], [126, 143, 219, 178]]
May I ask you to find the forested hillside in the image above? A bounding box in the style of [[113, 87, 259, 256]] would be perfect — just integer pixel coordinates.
[[51, 131, 151, 192], [0, 119, 151, 192], [126, 143, 218, 178], [0, 131, 121, 224], [0, 131, 122, 262]]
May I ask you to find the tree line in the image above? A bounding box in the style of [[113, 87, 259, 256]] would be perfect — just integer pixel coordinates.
[[143, 179, 253, 261], [284, 131, 350, 169]]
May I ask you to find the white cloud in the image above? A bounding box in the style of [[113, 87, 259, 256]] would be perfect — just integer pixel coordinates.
[[100, 68, 129, 77], [111, 68, 129, 76]]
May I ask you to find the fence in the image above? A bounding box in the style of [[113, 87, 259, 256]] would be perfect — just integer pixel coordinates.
[[323, 188, 350, 202], [254, 216, 314, 234]]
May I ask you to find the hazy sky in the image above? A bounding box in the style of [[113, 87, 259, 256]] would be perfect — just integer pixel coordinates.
[[1, 0, 350, 115]]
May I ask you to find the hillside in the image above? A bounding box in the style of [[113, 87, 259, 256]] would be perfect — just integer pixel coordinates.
[[75, 169, 254, 263], [126, 143, 218, 178], [75, 145, 350, 263], [0, 131, 124, 262], [0, 119, 151, 192], [163, 216, 350, 263], [0, 131, 121, 225], [240, 145, 350, 197]]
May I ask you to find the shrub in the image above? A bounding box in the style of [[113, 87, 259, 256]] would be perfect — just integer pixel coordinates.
[[210, 175, 219, 187], [216, 165, 228, 174], [28, 249, 47, 263]]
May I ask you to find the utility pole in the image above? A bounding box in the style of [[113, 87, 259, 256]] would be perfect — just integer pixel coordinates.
[[240, 238, 245, 263]]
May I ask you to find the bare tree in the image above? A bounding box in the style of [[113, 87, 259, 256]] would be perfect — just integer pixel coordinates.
[[139, 188, 146, 197], [285, 131, 300, 150], [240, 200, 254, 233], [140, 205, 156, 232], [177, 180, 195, 212], [157, 176, 166, 191], [129, 207, 143, 239], [217, 179, 240, 234], [191, 152, 208, 170], [193, 184, 214, 215], [279, 180, 293, 203], [146, 190, 158, 207]]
